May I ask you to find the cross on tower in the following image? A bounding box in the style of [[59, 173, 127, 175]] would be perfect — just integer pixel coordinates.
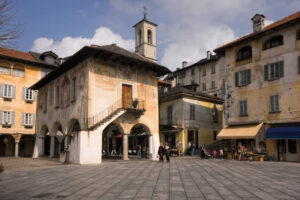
[[143, 6, 147, 19]]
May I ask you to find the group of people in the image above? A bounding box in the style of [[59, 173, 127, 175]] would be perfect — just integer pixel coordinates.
[[201, 144, 224, 159], [158, 143, 170, 163], [187, 141, 195, 156]]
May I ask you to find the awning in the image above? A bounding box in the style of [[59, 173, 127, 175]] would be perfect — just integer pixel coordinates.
[[217, 123, 263, 139], [266, 126, 300, 139]]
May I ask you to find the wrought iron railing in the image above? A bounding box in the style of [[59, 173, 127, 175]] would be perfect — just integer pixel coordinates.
[[86, 98, 145, 129]]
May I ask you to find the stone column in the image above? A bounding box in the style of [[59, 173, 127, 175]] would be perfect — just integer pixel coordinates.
[[148, 135, 153, 158], [50, 136, 55, 158], [15, 142, 19, 157], [122, 134, 129, 160]]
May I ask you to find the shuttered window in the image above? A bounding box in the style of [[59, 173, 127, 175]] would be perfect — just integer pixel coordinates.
[[13, 68, 25, 77], [202, 83, 206, 91], [202, 67, 206, 76], [0, 111, 15, 125], [0, 84, 16, 99], [22, 87, 36, 102], [167, 105, 173, 124], [22, 113, 35, 126], [270, 95, 280, 113], [264, 61, 284, 81], [239, 100, 248, 116], [190, 105, 195, 120], [235, 69, 251, 87], [0, 65, 10, 74]]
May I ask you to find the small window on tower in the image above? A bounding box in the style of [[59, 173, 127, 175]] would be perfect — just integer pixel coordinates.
[[147, 30, 152, 44], [138, 30, 142, 45]]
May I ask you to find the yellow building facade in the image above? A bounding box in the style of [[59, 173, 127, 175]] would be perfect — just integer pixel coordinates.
[[159, 86, 224, 153], [0, 47, 57, 157]]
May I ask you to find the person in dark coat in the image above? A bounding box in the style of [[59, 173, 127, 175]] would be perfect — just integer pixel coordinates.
[[164, 142, 170, 162], [158, 143, 164, 163]]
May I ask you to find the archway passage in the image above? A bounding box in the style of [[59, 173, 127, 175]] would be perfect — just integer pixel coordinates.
[[66, 119, 81, 164], [52, 123, 63, 158], [19, 135, 35, 157], [129, 124, 150, 159], [42, 127, 51, 156], [102, 123, 123, 158], [0, 135, 15, 156]]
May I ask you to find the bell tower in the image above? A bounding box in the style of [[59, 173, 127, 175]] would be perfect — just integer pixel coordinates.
[[133, 7, 157, 62]]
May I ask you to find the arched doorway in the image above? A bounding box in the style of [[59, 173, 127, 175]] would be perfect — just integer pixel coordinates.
[[0, 135, 15, 156], [102, 123, 124, 158], [129, 124, 151, 159], [19, 135, 35, 157]]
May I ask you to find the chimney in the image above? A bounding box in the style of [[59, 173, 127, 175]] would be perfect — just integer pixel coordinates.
[[251, 14, 265, 33], [207, 51, 211, 60], [182, 61, 187, 68]]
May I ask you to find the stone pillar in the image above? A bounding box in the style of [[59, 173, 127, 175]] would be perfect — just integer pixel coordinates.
[[50, 136, 55, 158], [148, 135, 153, 158], [15, 142, 19, 157], [123, 134, 129, 160]]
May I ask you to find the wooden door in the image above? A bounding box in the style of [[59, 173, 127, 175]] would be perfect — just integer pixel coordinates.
[[122, 84, 132, 108]]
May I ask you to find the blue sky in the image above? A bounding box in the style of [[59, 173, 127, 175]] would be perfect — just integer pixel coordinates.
[[11, 0, 300, 70]]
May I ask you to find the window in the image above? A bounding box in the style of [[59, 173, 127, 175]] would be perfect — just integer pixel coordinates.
[[191, 68, 195, 76], [237, 46, 252, 61], [190, 105, 195, 120], [213, 131, 218, 140], [71, 77, 76, 101], [239, 100, 248, 116], [41, 68, 48, 78], [178, 71, 186, 79], [211, 65, 215, 74], [269, 95, 279, 113], [263, 35, 283, 50], [0, 84, 16, 99], [22, 113, 34, 126], [55, 86, 60, 107], [43, 92, 48, 112], [22, 88, 36, 102], [264, 61, 284, 81], [13, 65, 25, 77], [288, 139, 297, 154], [45, 56, 55, 64], [167, 105, 172, 124], [202, 67, 206, 76], [147, 30, 152, 44], [0, 111, 15, 125], [202, 83, 206, 91], [138, 30, 142, 45], [0, 64, 10, 74], [212, 104, 218, 123], [235, 69, 251, 87], [211, 81, 216, 89]]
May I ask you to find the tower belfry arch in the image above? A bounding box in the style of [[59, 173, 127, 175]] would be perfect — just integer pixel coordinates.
[[133, 7, 157, 62]]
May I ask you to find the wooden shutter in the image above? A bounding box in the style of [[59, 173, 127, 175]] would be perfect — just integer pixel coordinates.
[[0, 111, 2, 124], [12, 85, 16, 98], [0, 84, 3, 98], [11, 112, 15, 124], [275, 95, 279, 111], [22, 87, 26, 100], [33, 90, 37, 101], [264, 65, 269, 81], [247, 69, 251, 84], [245, 100, 248, 115], [279, 61, 284, 78], [235, 72, 239, 87]]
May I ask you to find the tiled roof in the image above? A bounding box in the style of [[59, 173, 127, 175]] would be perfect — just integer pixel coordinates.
[[214, 11, 300, 52], [159, 86, 224, 103], [0, 46, 57, 68], [174, 55, 219, 73]]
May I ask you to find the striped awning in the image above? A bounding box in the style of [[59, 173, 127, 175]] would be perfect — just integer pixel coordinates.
[[217, 123, 263, 139]]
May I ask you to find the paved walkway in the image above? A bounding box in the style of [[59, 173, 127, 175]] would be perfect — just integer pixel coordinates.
[[0, 157, 300, 200]]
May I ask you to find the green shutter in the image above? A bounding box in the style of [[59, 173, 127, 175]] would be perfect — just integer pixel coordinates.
[[235, 72, 239, 87], [279, 60, 284, 77], [270, 96, 274, 112], [264, 64, 269, 81], [298, 56, 300, 74], [247, 69, 251, 84], [239, 101, 243, 115]]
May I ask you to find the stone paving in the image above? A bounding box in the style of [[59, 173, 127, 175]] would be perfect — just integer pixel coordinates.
[[0, 157, 300, 200]]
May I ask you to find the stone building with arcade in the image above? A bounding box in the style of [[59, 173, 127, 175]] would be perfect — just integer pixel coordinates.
[[31, 16, 170, 164]]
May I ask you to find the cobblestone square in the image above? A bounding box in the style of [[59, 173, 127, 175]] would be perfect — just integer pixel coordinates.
[[0, 157, 300, 200]]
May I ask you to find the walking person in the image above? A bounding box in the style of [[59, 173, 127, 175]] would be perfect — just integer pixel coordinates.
[[187, 141, 191, 155], [165, 142, 170, 162], [219, 148, 224, 159], [158, 143, 164, 163], [191, 142, 195, 156]]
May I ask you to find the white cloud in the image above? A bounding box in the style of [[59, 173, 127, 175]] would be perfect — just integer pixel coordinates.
[[265, 19, 274, 26], [31, 27, 134, 57]]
